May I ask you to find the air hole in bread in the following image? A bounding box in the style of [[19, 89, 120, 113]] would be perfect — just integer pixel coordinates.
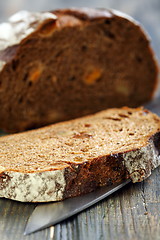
[[28, 81, 32, 87], [118, 113, 129, 118], [81, 45, 87, 51], [129, 133, 134, 136], [136, 56, 143, 63], [104, 19, 111, 25], [73, 132, 93, 139], [84, 124, 91, 127], [18, 96, 23, 103], [12, 60, 19, 71], [23, 73, 28, 82], [104, 30, 115, 39], [69, 76, 76, 81], [103, 117, 121, 121], [55, 50, 63, 58]]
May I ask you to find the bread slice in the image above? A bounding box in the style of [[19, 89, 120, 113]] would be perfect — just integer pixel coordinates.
[[0, 8, 158, 132], [0, 107, 160, 202]]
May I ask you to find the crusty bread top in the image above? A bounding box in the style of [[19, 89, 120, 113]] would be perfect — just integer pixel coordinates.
[[0, 8, 135, 54], [0, 107, 160, 173], [0, 8, 157, 71]]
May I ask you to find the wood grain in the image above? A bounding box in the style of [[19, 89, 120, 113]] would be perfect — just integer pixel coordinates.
[[0, 167, 159, 240], [53, 168, 160, 240]]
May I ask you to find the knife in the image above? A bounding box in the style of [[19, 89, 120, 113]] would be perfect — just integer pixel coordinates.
[[24, 179, 131, 235]]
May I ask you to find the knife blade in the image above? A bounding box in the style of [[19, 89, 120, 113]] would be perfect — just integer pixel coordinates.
[[24, 179, 131, 235]]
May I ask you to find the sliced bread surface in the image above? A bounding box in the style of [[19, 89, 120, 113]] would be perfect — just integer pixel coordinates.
[[0, 107, 160, 202], [0, 8, 158, 132]]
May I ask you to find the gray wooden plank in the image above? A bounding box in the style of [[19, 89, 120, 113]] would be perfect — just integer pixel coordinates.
[[53, 168, 160, 240], [0, 199, 53, 240]]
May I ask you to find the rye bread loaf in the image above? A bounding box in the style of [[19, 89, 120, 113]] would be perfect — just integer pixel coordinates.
[[0, 107, 160, 202], [0, 8, 158, 133]]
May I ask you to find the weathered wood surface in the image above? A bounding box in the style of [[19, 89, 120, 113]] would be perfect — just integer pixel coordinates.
[[0, 0, 160, 239], [0, 168, 160, 240]]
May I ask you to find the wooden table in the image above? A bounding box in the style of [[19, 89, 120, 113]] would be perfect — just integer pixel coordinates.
[[0, 162, 160, 240], [0, 1, 160, 239]]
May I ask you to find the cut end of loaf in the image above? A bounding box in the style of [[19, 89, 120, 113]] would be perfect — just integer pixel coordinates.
[[0, 8, 158, 132]]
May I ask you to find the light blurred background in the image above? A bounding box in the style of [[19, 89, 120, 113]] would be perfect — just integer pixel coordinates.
[[0, 0, 159, 60]]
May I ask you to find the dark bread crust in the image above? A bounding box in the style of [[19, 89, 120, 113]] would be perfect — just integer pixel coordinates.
[[63, 131, 160, 199], [64, 154, 128, 199], [0, 8, 158, 132]]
